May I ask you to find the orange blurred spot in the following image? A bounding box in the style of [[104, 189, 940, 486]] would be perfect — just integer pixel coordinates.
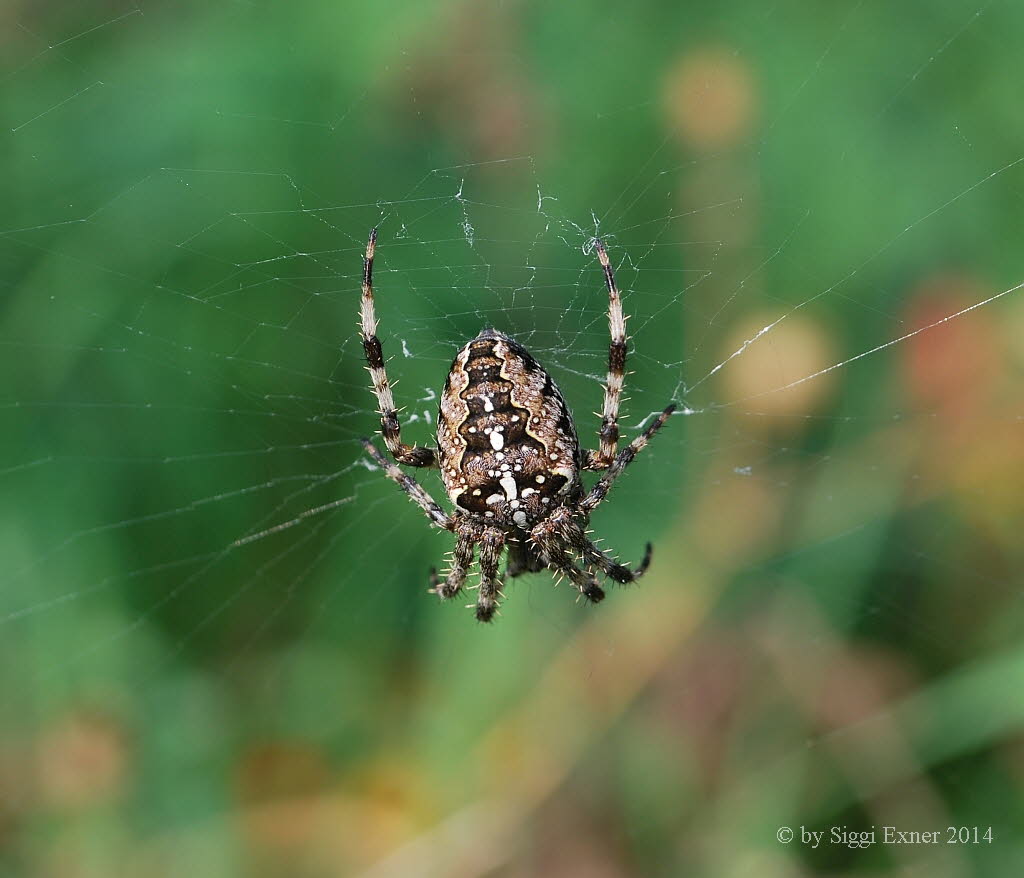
[[900, 274, 1023, 538], [720, 311, 837, 422], [236, 740, 329, 805], [237, 747, 431, 869], [814, 648, 915, 729], [902, 273, 1002, 421], [35, 711, 130, 810], [389, 5, 547, 163], [236, 740, 331, 848], [663, 47, 757, 151], [1007, 294, 1024, 371], [950, 420, 1024, 542], [688, 473, 782, 567]]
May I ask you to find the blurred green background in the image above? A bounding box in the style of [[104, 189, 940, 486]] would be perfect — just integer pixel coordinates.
[[2, 1, 1024, 875]]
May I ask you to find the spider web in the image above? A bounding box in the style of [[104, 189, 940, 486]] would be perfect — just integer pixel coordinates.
[[2, 0, 1023, 872]]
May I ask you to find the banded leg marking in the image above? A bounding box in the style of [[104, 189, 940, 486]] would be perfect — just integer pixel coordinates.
[[361, 439, 451, 530], [431, 527, 475, 598], [581, 404, 676, 514], [360, 228, 436, 468], [585, 239, 628, 471], [475, 528, 506, 622]]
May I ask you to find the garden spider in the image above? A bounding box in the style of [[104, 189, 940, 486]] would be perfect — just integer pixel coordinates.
[[359, 229, 675, 621]]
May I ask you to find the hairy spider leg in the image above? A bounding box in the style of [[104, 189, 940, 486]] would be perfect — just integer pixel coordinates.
[[475, 528, 506, 622], [547, 505, 653, 584], [360, 439, 452, 530], [581, 404, 676, 514], [430, 524, 476, 598], [359, 228, 437, 468], [547, 544, 607, 605], [530, 517, 606, 604], [584, 239, 629, 471]]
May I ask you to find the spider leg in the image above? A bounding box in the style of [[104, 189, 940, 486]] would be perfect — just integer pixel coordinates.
[[546, 547, 606, 604], [557, 515, 654, 584], [361, 439, 452, 530], [531, 518, 605, 604], [475, 528, 506, 622], [360, 228, 437, 468], [430, 525, 476, 599], [584, 239, 628, 472], [581, 404, 676, 514]]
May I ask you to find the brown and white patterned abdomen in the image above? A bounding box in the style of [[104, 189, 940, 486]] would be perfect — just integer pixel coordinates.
[[436, 329, 581, 529]]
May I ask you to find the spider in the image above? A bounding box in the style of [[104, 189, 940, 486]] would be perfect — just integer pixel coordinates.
[[359, 228, 675, 622]]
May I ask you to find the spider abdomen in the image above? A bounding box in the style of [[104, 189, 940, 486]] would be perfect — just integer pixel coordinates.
[[437, 329, 581, 530]]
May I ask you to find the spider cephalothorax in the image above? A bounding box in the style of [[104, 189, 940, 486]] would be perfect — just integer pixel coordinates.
[[359, 228, 675, 621]]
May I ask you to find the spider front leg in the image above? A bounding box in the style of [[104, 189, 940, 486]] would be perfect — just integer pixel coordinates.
[[581, 404, 676, 514], [359, 228, 436, 468], [360, 439, 452, 530], [584, 239, 628, 472]]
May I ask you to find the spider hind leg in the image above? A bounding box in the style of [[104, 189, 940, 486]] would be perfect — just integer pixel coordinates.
[[475, 528, 506, 622], [562, 515, 654, 585], [531, 517, 606, 605], [430, 526, 476, 599]]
